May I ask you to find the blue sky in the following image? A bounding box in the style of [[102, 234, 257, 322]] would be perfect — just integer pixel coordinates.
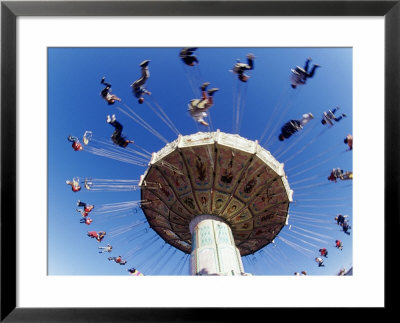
[[48, 47, 352, 276]]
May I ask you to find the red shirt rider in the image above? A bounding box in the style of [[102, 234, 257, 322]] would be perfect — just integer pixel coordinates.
[[88, 231, 98, 238], [84, 205, 94, 213], [72, 141, 83, 151], [72, 185, 81, 192], [328, 172, 337, 182]]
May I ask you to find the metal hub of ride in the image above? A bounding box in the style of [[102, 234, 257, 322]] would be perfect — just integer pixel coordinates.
[[140, 130, 293, 256]]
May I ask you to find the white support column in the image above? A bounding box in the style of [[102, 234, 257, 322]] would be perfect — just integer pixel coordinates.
[[189, 215, 246, 276]]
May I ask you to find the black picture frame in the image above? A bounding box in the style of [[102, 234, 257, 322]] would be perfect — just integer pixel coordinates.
[[1, 1, 398, 321]]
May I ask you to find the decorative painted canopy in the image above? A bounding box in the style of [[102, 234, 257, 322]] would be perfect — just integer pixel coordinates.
[[140, 131, 293, 256]]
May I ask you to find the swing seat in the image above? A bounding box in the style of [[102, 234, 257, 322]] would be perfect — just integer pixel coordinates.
[[83, 131, 92, 145], [292, 66, 306, 75], [343, 172, 353, 180], [84, 179, 92, 190], [323, 112, 334, 126]]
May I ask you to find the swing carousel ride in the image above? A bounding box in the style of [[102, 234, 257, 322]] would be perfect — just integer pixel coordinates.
[[53, 47, 353, 276]]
